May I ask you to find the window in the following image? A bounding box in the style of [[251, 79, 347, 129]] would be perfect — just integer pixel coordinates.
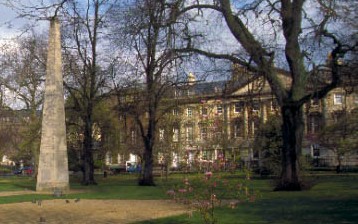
[[233, 119, 243, 138], [252, 101, 260, 111], [212, 124, 222, 139], [217, 105, 223, 114], [312, 144, 320, 157], [200, 127, 208, 140], [271, 100, 278, 111], [187, 108, 192, 117], [105, 152, 112, 165], [234, 125, 240, 138], [202, 107, 208, 116], [249, 118, 259, 136], [186, 126, 193, 142], [131, 130, 136, 143], [187, 89, 193, 96], [173, 127, 179, 142], [174, 90, 181, 97], [234, 102, 243, 113], [251, 121, 256, 135], [307, 114, 322, 134], [202, 150, 212, 160], [173, 108, 179, 116], [334, 93, 343, 105], [159, 129, 164, 141]]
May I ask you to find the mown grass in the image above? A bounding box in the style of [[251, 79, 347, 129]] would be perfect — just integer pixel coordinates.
[[1, 172, 357, 224]]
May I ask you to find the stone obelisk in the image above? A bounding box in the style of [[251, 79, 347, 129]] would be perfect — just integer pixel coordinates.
[[36, 17, 69, 193]]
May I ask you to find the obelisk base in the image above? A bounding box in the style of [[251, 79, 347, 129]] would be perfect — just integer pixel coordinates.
[[36, 182, 69, 194]]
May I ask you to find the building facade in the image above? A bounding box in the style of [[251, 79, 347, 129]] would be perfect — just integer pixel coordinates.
[[108, 67, 358, 171]]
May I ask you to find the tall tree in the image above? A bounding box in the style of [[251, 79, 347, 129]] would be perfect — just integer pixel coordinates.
[[61, 0, 114, 185], [109, 0, 194, 185], [0, 33, 47, 172], [171, 0, 357, 190]]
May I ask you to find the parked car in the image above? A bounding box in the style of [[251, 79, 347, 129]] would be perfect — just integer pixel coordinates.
[[126, 163, 141, 173], [13, 166, 33, 175], [108, 164, 126, 175]]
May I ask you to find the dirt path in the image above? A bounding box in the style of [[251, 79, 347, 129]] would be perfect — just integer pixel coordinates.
[[0, 194, 187, 224]]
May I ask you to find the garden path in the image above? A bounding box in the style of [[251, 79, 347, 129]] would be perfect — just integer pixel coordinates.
[[0, 191, 187, 224]]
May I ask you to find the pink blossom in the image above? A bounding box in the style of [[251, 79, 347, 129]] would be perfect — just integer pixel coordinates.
[[178, 188, 187, 193], [205, 171, 213, 180], [202, 200, 211, 208]]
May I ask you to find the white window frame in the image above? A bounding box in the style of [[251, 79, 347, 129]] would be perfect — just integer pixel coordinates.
[[234, 102, 242, 113], [173, 108, 179, 116], [200, 127, 208, 140], [334, 93, 343, 105], [234, 124, 240, 138], [217, 105, 223, 114], [202, 107, 208, 116], [252, 101, 260, 112], [173, 128, 179, 142], [131, 130, 136, 143], [187, 107, 192, 117], [159, 129, 164, 141], [186, 126, 193, 142]]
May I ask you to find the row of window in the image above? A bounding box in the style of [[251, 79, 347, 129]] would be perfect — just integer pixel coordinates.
[[128, 93, 357, 143], [130, 120, 258, 144], [131, 111, 337, 144], [177, 94, 357, 119], [176, 101, 267, 118]]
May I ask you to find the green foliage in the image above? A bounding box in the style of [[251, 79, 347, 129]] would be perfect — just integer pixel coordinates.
[[319, 111, 358, 171], [253, 115, 283, 176]]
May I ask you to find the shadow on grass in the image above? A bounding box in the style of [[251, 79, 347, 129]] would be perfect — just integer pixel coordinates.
[[134, 196, 358, 224]]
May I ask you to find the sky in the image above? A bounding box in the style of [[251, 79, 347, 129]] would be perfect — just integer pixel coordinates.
[[0, 2, 49, 109], [0, 3, 26, 40], [0, 1, 48, 42]]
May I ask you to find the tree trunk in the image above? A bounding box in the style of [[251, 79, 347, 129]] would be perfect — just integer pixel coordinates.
[[276, 104, 304, 191], [336, 155, 342, 173], [81, 114, 97, 185], [139, 138, 155, 186]]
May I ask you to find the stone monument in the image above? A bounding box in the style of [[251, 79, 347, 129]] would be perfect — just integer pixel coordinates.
[[36, 17, 69, 193]]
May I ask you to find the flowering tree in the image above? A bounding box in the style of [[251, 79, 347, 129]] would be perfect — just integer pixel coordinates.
[[168, 171, 256, 224]]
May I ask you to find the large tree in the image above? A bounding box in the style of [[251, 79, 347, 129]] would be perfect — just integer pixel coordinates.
[[109, 0, 195, 185], [171, 0, 357, 190], [61, 0, 114, 185], [0, 33, 47, 172]]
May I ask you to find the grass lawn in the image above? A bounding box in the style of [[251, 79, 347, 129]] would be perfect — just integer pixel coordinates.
[[0, 172, 357, 224]]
